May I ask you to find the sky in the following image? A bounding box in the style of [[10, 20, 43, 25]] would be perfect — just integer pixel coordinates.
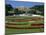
[[5, 0, 44, 8]]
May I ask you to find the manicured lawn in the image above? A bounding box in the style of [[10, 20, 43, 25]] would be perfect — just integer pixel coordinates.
[[5, 16, 44, 35], [5, 28, 44, 34]]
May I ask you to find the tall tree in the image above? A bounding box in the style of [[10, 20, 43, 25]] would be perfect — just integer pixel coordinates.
[[30, 5, 44, 16], [14, 8, 19, 14], [5, 4, 13, 16]]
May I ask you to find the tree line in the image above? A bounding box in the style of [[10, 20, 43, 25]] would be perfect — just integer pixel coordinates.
[[5, 4, 44, 16]]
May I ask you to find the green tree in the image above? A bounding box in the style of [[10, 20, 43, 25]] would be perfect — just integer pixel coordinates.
[[14, 8, 19, 14], [5, 4, 13, 16], [30, 5, 44, 16], [31, 5, 44, 12]]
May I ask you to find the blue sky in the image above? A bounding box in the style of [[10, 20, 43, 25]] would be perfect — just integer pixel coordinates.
[[5, 0, 44, 8]]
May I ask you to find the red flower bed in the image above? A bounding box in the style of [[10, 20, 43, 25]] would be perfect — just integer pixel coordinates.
[[15, 18, 44, 22], [31, 24, 44, 28]]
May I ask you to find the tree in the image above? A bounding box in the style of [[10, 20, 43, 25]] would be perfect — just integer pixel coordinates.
[[5, 4, 13, 16], [32, 5, 44, 11], [14, 8, 19, 15], [30, 5, 44, 16]]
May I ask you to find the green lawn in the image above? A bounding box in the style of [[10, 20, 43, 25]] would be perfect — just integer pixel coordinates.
[[5, 28, 44, 34], [5, 16, 44, 35]]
